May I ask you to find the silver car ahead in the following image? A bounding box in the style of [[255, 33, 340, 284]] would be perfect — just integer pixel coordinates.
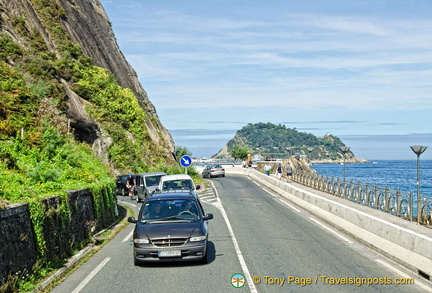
[[202, 165, 225, 178], [135, 172, 167, 202]]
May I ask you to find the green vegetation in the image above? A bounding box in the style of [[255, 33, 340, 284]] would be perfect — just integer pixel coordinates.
[[175, 145, 192, 159], [0, 1, 183, 291], [230, 145, 249, 161], [223, 122, 351, 160], [0, 0, 176, 201]]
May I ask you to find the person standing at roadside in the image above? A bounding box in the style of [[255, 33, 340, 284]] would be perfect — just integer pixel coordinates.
[[276, 165, 282, 180], [286, 163, 293, 182], [264, 163, 271, 176], [126, 174, 136, 199]]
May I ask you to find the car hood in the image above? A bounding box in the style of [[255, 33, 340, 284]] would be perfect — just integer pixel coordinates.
[[137, 222, 200, 239]]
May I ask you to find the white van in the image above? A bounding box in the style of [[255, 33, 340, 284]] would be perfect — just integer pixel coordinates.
[[157, 174, 199, 193]]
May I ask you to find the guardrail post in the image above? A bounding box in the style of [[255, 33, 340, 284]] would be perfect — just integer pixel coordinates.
[[357, 181, 361, 204], [385, 186, 389, 213], [324, 175, 329, 193], [365, 183, 370, 205], [336, 178, 341, 197], [347, 180, 354, 199], [410, 191, 413, 222], [419, 197, 423, 224], [396, 188, 400, 217], [374, 185, 379, 208]]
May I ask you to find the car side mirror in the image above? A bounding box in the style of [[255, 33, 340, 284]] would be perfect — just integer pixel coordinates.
[[195, 184, 201, 190], [203, 213, 213, 220], [128, 217, 138, 223]]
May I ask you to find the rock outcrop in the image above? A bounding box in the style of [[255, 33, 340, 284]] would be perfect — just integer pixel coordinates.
[[0, 0, 175, 169], [57, 0, 174, 151]]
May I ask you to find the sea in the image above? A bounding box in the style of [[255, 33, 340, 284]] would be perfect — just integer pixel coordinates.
[[310, 160, 432, 199]]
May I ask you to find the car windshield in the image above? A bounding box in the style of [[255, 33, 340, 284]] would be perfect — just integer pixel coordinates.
[[145, 175, 164, 187], [161, 180, 193, 191], [141, 199, 199, 222]]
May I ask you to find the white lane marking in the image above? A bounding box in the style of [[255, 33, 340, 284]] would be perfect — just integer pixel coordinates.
[[308, 217, 353, 244], [375, 259, 432, 292], [117, 199, 136, 209], [209, 181, 258, 293], [199, 195, 215, 200], [252, 181, 261, 187], [263, 188, 277, 197], [71, 257, 111, 293], [279, 200, 301, 213], [122, 230, 133, 243]]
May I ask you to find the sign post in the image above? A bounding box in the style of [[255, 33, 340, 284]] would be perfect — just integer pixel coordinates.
[[179, 155, 192, 174]]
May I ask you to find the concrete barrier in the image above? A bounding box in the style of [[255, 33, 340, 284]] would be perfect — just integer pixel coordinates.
[[214, 165, 432, 280]]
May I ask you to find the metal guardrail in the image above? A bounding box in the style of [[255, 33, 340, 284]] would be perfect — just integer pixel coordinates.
[[292, 170, 432, 226]]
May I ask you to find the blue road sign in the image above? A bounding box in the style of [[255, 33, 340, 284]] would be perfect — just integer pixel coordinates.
[[180, 155, 192, 167]]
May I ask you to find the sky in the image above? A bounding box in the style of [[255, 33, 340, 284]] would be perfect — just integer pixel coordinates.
[[100, 0, 432, 161]]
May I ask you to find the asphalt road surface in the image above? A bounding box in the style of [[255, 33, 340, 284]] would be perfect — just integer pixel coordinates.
[[51, 175, 431, 293]]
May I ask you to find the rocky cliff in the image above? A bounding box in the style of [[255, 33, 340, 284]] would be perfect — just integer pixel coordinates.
[[0, 0, 175, 171]]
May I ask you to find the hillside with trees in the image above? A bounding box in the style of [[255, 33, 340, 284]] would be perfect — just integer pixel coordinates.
[[215, 122, 365, 162]]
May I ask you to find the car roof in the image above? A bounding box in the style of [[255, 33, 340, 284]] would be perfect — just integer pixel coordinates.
[[136, 172, 167, 177], [160, 174, 193, 180], [147, 191, 197, 201]]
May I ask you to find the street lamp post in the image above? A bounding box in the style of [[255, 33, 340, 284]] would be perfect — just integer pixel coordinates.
[[410, 145, 428, 223], [339, 146, 350, 193]]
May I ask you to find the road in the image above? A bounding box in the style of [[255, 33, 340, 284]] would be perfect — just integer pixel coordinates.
[[51, 175, 430, 293]]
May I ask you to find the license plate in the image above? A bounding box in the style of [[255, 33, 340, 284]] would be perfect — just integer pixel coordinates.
[[158, 250, 181, 257]]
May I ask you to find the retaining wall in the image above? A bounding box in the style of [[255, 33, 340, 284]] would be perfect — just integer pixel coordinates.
[[0, 188, 117, 285]]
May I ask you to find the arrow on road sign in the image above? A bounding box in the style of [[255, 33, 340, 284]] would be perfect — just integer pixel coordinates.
[[180, 155, 192, 167]]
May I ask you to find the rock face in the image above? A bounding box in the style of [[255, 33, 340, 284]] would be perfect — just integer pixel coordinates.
[[57, 0, 173, 149], [0, 0, 175, 167]]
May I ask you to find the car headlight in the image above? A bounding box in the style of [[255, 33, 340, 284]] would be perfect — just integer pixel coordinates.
[[190, 235, 206, 242], [134, 238, 150, 244]]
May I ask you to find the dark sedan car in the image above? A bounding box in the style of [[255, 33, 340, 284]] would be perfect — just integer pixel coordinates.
[[128, 192, 214, 265], [116, 175, 129, 196]]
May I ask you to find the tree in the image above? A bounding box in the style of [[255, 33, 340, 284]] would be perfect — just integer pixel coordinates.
[[230, 145, 249, 161], [174, 145, 192, 161]]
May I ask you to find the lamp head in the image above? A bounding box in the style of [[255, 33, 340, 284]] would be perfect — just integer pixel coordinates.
[[410, 145, 428, 156]]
